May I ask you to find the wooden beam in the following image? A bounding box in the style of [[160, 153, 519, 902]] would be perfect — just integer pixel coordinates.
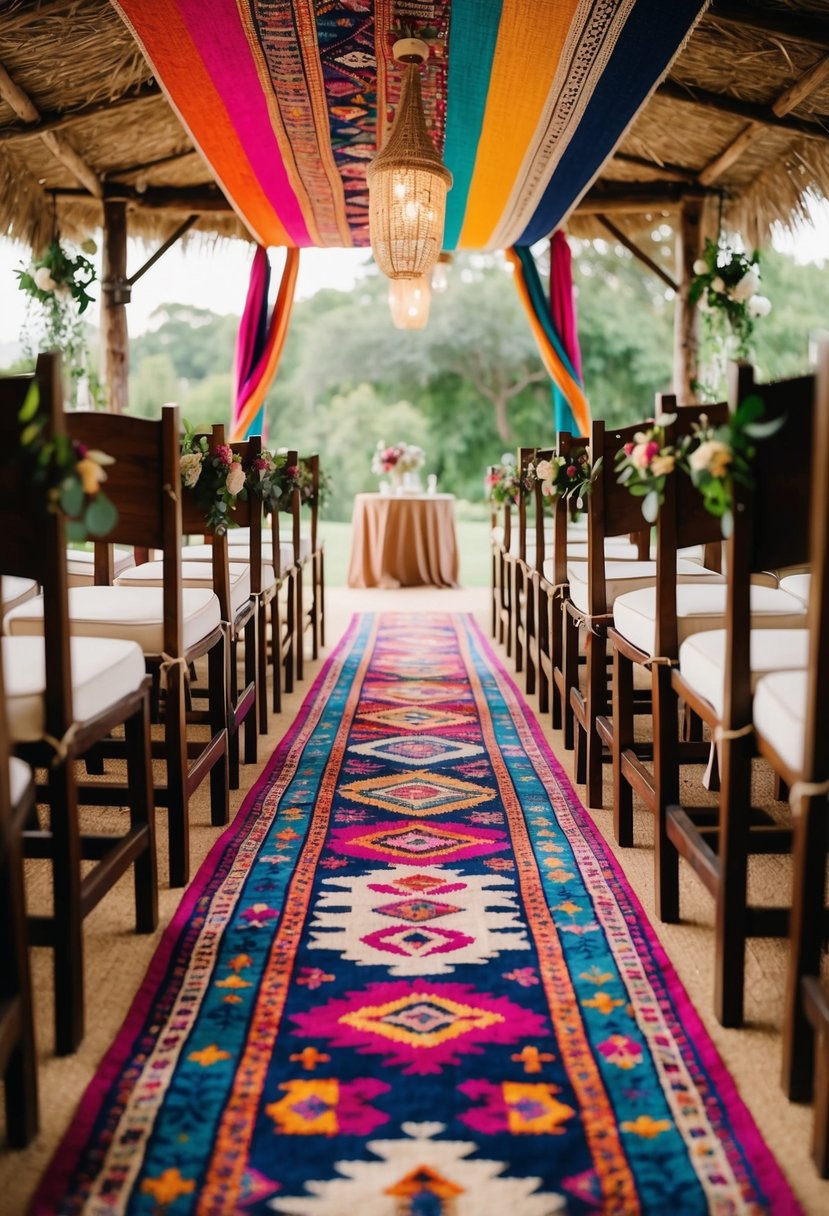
[[657, 80, 829, 141], [574, 182, 712, 215], [127, 216, 199, 287], [698, 122, 763, 185], [707, 2, 829, 55], [0, 59, 102, 197], [53, 185, 233, 213], [673, 199, 704, 405], [612, 152, 698, 183], [106, 149, 199, 181], [101, 201, 129, 413], [0, 82, 161, 144], [596, 214, 678, 292], [773, 55, 829, 118]]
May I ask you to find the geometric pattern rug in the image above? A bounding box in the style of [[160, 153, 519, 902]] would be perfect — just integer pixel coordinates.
[[32, 614, 798, 1214]]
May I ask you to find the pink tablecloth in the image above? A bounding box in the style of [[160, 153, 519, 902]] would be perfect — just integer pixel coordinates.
[[347, 492, 459, 589]]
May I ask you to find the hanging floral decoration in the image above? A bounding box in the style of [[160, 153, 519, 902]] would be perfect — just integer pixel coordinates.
[[531, 448, 601, 510], [485, 456, 531, 506], [247, 447, 289, 510], [180, 422, 247, 534], [689, 238, 772, 398], [15, 239, 98, 402], [614, 415, 678, 523], [17, 382, 117, 541], [679, 398, 784, 538]]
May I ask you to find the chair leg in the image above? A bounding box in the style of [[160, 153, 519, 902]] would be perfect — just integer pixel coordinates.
[[208, 636, 230, 829], [524, 577, 536, 697], [227, 634, 240, 793], [612, 648, 634, 846], [562, 607, 578, 751], [513, 565, 524, 675], [164, 662, 191, 888], [584, 629, 607, 809], [45, 763, 84, 1055], [654, 666, 680, 924], [257, 598, 269, 734], [318, 549, 325, 649], [124, 695, 158, 935], [271, 595, 283, 713], [713, 733, 753, 1027], [284, 575, 295, 695], [3, 813, 38, 1145], [782, 805, 828, 1100], [243, 613, 258, 766], [295, 565, 305, 683]]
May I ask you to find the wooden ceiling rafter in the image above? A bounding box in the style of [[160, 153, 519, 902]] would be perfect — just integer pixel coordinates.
[[656, 80, 829, 140], [705, 1, 829, 54], [0, 80, 162, 144], [595, 213, 679, 292], [0, 59, 102, 198]]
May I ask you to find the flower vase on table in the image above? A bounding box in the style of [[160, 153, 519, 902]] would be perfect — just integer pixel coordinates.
[[371, 441, 425, 494]]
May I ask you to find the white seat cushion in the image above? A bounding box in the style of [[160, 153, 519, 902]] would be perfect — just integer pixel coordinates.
[[2, 576, 38, 614], [753, 670, 807, 773], [5, 587, 220, 654], [678, 628, 810, 718], [115, 561, 252, 616], [229, 528, 313, 561], [66, 547, 135, 586], [613, 584, 807, 657], [3, 635, 146, 742], [9, 756, 33, 806], [568, 559, 723, 616], [779, 572, 810, 605], [182, 541, 291, 579]]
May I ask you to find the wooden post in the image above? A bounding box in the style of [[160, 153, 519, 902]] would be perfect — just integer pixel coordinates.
[[101, 200, 130, 413], [673, 198, 703, 404]]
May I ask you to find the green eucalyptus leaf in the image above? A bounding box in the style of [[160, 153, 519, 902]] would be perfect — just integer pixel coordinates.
[[84, 494, 118, 537], [744, 415, 785, 439], [65, 519, 86, 543], [18, 383, 40, 423], [721, 509, 734, 538], [642, 490, 660, 523], [60, 480, 84, 518]]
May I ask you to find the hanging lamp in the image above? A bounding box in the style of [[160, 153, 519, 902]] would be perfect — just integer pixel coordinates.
[[431, 251, 452, 294], [367, 37, 453, 281], [388, 275, 432, 329]]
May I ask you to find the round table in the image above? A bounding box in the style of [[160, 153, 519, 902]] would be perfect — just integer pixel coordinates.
[[347, 492, 459, 589]]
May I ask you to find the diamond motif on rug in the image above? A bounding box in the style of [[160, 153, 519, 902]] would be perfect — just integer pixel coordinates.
[[330, 821, 508, 865], [361, 680, 472, 706], [357, 706, 472, 732], [374, 897, 461, 922], [290, 982, 548, 1075], [339, 770, 496, 816], [348, 735, 484, 767]]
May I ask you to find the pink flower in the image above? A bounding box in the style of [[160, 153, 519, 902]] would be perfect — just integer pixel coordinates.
[[285, 465, 298, 479], [214, 444, 233, 466], [225, 462, 245, 496], [632, 443, 653, 469], [566, 465, 577, 477], [645, 441, 660, 459], [623, 442, 634, 456]]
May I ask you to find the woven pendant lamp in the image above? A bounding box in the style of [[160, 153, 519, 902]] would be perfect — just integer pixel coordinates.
[[388, 275, 432, 329], [368, 38, 453, 281]]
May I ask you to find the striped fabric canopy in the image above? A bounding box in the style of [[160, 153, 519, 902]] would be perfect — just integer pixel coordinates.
[[115, 0, 705, 251]]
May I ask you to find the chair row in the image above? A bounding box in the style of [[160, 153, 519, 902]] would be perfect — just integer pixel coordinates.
[[0, 353, 325, 1147], [489, 350, 829, 1174]]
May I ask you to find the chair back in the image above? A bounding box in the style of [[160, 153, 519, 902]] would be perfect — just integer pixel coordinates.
[[799, 346, 829, 784], [0, 353, 74, 735], [586, 419, 653, 616], [229, 434, 263, 595], [532, 446, 554, 577], [64, 403, 184, 657], [301, 453, 321, 555], [515, 447, 534, 566], [723, 362, 815, 728], [179, 423, 236, 624], [653, 397, 728, 656], [551, 430, 588, 589]]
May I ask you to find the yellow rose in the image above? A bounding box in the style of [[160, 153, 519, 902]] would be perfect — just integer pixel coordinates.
[[650, 453, 675, 477], [75, 456, 105, 495]]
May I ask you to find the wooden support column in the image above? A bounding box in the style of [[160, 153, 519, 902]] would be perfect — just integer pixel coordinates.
[[673, 197, 704, 404], [101, 200, 129, 413]]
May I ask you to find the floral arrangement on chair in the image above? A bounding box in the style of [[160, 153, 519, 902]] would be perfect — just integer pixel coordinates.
[[16, 239, 98, 403], [18, 382, 117, 541], [485, 457, 531, 506], [247, 447, 289, 511], [614, 415, 678, 523], [679, 398, 784, 537], [371, 441, 425, 478], [690, 238, 772, 398], [180, 422, 247, 534], [531, 448, 601, 511]]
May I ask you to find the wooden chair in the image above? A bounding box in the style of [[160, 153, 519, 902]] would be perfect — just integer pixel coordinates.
[[511, 447, 536, 686], [526, 449, 552, 713], [7, 400, 228, 891], [566, 418, 719, 807], [746, 347, 829, 1168], [0, 641, 38, 1146], [1, 353, 158, 1053], [664, 362, 814, 1027], [116, 424, 258, 791], [487, 468, 501, 638], [299, 453, 325, 667]]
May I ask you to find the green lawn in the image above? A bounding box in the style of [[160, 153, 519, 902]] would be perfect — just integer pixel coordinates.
[[320, 518, 491, 587]]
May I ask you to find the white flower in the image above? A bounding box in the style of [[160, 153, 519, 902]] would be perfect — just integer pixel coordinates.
[[55, 283, 72, 300], [535, 459, 553, 481], [688, 439, 732, 479], [225, 462, 245, 496], [712, 276, 726, 294], [540, 478, 556, 498], [33, 266, 58, 292], [693, 259, 708, 276], [748, 294, 772, 318], [180, 451, 203, 488], [732, 266, 760, 302]]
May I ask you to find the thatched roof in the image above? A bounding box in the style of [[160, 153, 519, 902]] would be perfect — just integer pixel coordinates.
[[1, 0, 829, 256]]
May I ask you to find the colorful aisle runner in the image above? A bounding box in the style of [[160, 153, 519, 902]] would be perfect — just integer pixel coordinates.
[[34, 614, 797, 1215]]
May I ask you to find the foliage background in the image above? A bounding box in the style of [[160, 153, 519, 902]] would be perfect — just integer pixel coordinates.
[[5, 239, 827, 522]]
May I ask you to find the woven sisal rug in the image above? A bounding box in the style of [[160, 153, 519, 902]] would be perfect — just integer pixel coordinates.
[[32, 613, 798, 1214]]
